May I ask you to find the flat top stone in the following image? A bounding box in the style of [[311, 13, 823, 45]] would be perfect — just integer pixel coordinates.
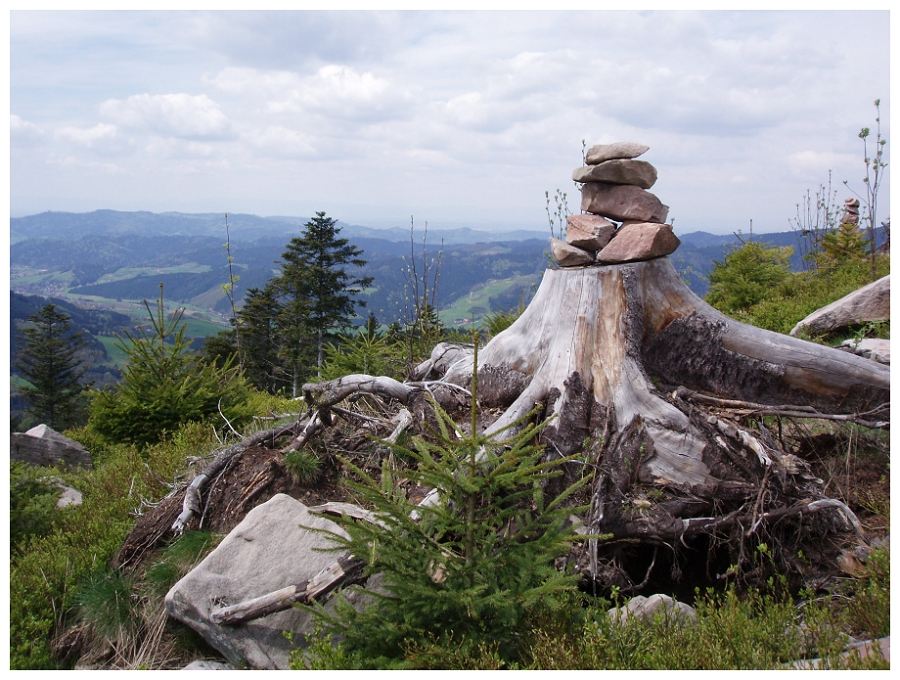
[[573, 159, 658, 190], [586, 142, 649, 165]]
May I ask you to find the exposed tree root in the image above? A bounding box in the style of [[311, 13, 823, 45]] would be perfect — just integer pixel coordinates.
[[290, 259, 887, 589]]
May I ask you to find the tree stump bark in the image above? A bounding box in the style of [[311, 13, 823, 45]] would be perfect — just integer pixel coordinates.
[[414, 259, 888, 580], [307, 258, 889, 586]]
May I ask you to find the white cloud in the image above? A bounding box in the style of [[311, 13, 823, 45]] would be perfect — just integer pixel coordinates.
[[788, 150, 859, 179], [11, 114, 44, 143], [245, 125, 318, 159], [212, 64, 408, 123], [100, 93, 233, 140], [56, 123, 118, 146]]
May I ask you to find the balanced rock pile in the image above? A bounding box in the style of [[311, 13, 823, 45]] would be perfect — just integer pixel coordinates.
[[840, 197, 860, 225], [551, 142, 680, 267]]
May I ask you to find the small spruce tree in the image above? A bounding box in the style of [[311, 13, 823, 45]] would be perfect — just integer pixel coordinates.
[[16, 304, 87, 429], [89, 287, 251, 445], [706, 242, 793, 315], [301, 346, 591, 668]]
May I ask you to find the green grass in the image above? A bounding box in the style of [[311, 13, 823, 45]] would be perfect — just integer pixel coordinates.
[[179, 315, 229, 338], [10, 267, 76, 287], [95, 263, 211, 285], [439, 274, 537, 328], [97, 335, 133, 368], [189, 284, 227, 310]]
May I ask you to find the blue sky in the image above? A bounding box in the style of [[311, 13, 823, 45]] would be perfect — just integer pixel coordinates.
[[9, 10, 891, 233]]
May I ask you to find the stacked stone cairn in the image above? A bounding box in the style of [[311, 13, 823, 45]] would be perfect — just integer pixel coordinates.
[[551, 142, 680, 267], [840, 197, 860, 225]]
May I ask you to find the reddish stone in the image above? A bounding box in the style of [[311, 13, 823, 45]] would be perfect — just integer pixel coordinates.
[[566, 214, 616, 251], [596, 222, 680, 263], [581, 182, 669, 223]]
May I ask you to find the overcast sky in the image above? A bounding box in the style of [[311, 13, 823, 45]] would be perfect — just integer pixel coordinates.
[[9, 10, 891, 233]]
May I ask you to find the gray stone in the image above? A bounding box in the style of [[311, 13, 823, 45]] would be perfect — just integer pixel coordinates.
[[581, 182, 669, 223], [585, 141, 649, 165], [607, 594, 697, 625], [790, 275, 889, 337], [596, 222, 680, 264], [165, 494, 352, 669], [55, 484, 83, 508], [181, 660, 234, 670], [565, 214, 616, 251], [11, 424, 92, 469], [790, 636, 890, 669], [551, 238, 595, 267], [573, 159, 658, 189], [839, 337, 890, 364]]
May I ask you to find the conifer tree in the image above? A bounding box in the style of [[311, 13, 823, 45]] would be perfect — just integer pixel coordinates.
[[16, 304, 86, 429], [817, 221, 869, 267], [236, 284, 285, 393], [274, 212, 373, 380]]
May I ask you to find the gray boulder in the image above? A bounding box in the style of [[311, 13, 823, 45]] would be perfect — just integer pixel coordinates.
[[565, 214, 616, 251], [581, 183, 669, 224], [596, 222, 680, 264], [839, 337, 890, 364], [11, 424, 92, 469], [181, 660, 234, 670], [165, 494, 353, 669], [790, 275, 889, 337], [551, 238, 595, 267], [607, 594, 697, 625], [585, 142, 649, 165], [573, 159, 658, 189], [56, 485, 83, 508]]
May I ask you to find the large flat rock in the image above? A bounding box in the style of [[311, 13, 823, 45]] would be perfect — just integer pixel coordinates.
[[165, 494, 351, 669], [565, 214, 616, 251], [585, 141, 649, 165], [790, 275, 889, 337], [596, 222, 679, 263], [573, 159, 658, 189], [11, 424, 92, 469], [581, 182, 669, 223]]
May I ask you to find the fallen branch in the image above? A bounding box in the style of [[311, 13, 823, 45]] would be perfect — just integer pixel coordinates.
[[304, 374, 420, 409], [210, 554, 366, 626], [676, 387, 889, 429], [385, 408, 414, 444]]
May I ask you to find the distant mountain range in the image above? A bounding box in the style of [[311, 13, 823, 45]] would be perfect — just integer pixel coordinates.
[[10, 209, 839, 339], [11, 210, 550, 245]]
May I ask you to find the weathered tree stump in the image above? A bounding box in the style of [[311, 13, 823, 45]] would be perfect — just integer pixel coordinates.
[[391, 257, 888, 585]]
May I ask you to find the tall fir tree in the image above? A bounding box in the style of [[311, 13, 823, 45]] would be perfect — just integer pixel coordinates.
[[274, 211, 373, 384], [237, 284, 286, 393], [16, 304, 87, 430]]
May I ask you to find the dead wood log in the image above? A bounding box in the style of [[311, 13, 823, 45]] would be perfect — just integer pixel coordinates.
[[210, 554, 365, 626], [171, 423, 298, 534]]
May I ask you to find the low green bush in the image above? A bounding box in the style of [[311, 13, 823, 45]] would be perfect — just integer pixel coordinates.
[[10, 462, 61, 551], [9, 422, 220, 669]]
